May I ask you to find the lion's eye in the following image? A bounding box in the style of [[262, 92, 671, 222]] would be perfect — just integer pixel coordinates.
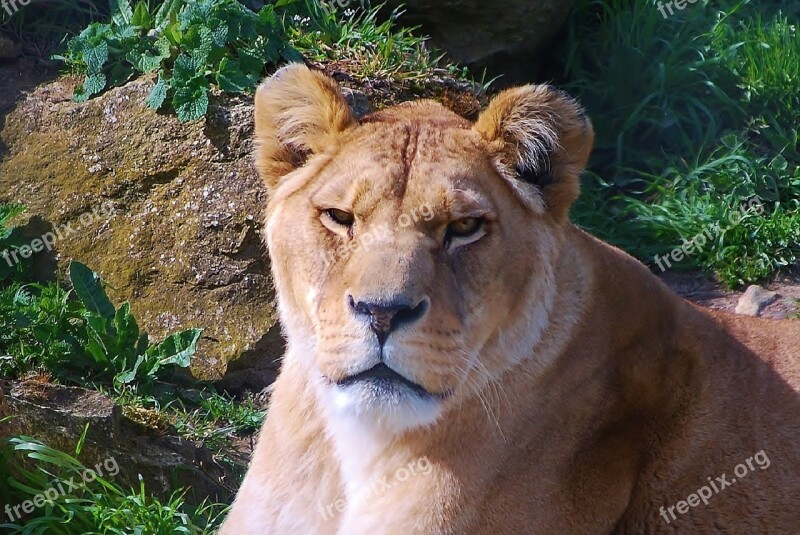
[[444, 217, 484, 248], [325, 208, 355, 227], [446, 217, 482, 238]]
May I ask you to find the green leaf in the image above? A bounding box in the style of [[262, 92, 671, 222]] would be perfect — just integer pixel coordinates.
[[238, 47, 263, 75], [106, 61, 135, 88], [113, 302, 140, 352], [147, 328, 201, 368], [208, 19, 229, 47], [187, 26, 214, 65], [164, 21, 182, 46], [173, 83, 209, 122], [83, 40, 109, 73], [173, 53, 202, 84], [69, 261, 116, 319], [110, 0, 134, 27], [131, 1, 151, 28], [154, 35, 171, 57], [75, 423, 90, 456], [129, 50, 164, 73], [263, 38, 281, 65], [85, 338, 109, 365], [135, 332, 150, 356], [216, 58, 251, 93], [258, 5, 278, 27], [115, 354, 145, 384], [113, 23, 138, 40], [127, 38, 170, 74], [154, 0, 183, 28], [280, 45, 304, 64], [73, 72, 107, 102], [146, 73, 170, 109]]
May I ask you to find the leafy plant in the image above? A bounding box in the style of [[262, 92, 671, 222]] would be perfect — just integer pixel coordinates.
[[0, 260, 201, 391], [58, 0, 301, 121]]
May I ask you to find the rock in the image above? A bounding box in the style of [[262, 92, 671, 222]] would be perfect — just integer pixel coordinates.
[[0, 379, 239, 502], [0, 74, 279, 382], [382, 0, 577, 70], [735, 285, 779, 317], [339, 86, 374, 117]]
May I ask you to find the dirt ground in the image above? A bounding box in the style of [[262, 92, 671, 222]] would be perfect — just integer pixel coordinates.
[[659, 271, 800, 320]]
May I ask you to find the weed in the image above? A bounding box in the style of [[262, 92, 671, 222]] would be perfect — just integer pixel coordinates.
[[0, 257, 201, 392], [112, 386, 265, 455], [56, 0, 300, 121]]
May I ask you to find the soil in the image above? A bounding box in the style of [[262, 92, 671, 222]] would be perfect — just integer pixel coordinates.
[[659, 271, 800, 320]]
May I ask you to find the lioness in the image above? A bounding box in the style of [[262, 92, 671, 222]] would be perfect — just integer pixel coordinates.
[[221, 64, 800, 534]]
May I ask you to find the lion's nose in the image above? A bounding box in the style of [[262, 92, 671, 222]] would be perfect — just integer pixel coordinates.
[[348, 295, 428, 346]]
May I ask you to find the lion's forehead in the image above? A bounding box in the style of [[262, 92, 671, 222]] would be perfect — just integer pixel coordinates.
[[343, 120, 481, 168], [317, 122, 494, 216]]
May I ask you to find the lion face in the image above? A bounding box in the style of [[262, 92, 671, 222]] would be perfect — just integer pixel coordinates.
[[255, 65, 593, 433]]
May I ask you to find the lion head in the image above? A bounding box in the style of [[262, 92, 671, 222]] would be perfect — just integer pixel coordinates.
[[255, 64, 593, 434]]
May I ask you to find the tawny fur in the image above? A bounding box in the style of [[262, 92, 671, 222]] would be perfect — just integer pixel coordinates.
[[221, 64, 800, 534]]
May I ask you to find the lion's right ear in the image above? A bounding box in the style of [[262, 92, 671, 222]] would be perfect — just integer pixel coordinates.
[[254, 63, 356, 191]]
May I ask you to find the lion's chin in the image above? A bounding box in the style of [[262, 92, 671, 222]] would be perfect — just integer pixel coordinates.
[[328, 379, 444, 433]]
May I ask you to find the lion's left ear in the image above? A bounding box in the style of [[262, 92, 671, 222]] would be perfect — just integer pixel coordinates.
[[473, 85, 594, 221]]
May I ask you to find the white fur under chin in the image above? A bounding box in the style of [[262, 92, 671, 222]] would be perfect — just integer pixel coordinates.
[[328, 383, 443, 434]]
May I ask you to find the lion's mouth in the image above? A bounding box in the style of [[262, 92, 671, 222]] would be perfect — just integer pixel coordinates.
[[337, 363, 433, 397]]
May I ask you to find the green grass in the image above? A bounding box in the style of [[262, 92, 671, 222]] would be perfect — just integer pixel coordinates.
[[287, 0, 454, 82], [558, 0, 800, 286], [0, 426, 228, 534], [113, 386, 265, 456]]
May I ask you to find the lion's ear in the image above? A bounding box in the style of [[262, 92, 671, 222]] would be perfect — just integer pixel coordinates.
[[473, 85, 594, 221], [254, 63, 356, 191]]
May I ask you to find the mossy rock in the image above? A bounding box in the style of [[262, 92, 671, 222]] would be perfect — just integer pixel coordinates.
[[0, 75, 278, 382]]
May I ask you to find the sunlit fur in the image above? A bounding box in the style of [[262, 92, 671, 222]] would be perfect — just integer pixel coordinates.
[[221, 65, 800, 534]]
